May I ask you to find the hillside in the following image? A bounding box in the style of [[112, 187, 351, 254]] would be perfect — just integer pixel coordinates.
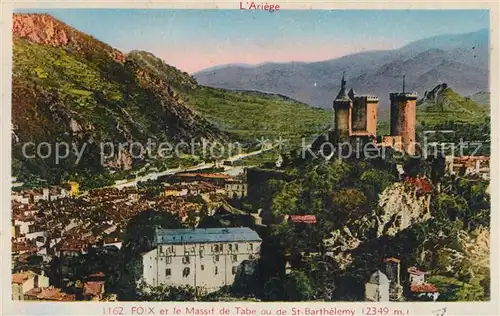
[[127, 51, 332, 144], [195, 29, 489, 109], [12, 14, 331, 186], [417, 83, 489, 126]]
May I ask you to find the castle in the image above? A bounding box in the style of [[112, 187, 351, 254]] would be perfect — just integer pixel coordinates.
[[330, 74, 418, 155]]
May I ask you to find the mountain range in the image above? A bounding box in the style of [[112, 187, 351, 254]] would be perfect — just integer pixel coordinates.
[[11, 14, 330, 185], [194, 29, 489, 109]]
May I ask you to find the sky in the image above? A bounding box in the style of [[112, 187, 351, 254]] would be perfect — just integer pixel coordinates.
[[15, 9, 489, 73]]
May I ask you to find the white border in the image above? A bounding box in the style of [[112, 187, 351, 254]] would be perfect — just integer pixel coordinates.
[[1, 1, 499, 315]]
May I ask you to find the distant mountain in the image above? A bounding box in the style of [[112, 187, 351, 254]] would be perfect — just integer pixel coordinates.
[[195, 29, 489, 109], [468, 91, 490, 107]]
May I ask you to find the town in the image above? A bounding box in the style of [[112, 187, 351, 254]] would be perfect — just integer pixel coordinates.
[[11, 75, 490, 302]]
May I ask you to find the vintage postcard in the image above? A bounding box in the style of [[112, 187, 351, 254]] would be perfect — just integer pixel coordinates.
[[1, 1, 499, 315]]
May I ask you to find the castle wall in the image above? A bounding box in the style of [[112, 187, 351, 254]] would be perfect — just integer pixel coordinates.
[[390, 93, 417, 155], [366, 100, 378, 137], [334, 100, 352, 142], [351, 98, 367, 132]]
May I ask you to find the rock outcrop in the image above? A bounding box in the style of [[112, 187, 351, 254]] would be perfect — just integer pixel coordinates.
[[324, 180, 432, 269]]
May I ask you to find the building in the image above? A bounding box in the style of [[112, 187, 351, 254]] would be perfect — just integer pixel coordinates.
[[408, 266, 426, 285], [446, 156, 490, 179], [390, 90, 418, 155], [331, 74, 379, 143], [287, 215, 317, 224], [66, 181, 80, 197], [365, 270, 390, 302], [384, 257, 403, 301], [12, 271, 49, 300], [141, 227, 262, 293], [225, 180, 248, 199], [24, 287, 76, 301], [328, 75, 417, 155]]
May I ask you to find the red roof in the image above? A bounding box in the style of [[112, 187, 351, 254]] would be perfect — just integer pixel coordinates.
[[405, 177, 433, 193], [408, 267, 426, 276], [87, 272, 105, 278], [25, 287, 76, 301], [288, 215, 317, 224], [384, 257, 401, 263], [83, 281, 104, 297], [411, 283, 438, 293]]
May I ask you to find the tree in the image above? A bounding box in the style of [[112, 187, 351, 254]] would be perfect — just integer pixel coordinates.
[[283, 270, 314, 301], [137, 283, 197, 301]]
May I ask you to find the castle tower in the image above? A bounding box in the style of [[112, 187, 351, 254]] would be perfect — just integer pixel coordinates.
[[352, 95, 379, 137], [384, 257, 403, 301], [365, 270, 390, 302], [390, 77, 417, 155], [332, 73, 352, 142]]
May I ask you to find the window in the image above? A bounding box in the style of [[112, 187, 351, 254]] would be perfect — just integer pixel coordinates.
[[166, 256, 172, 264], [214, 255, 219, 262], [228, 244, 233, 251], [232, 255, 238, 262], [201, 265, 205, 271], [183, 255, 190, 264], [232, 266, 238, 275], [248, 243, 254, 251], [235, 244, 239, 251], [214, 245, 219, 252], [165, 268, 171, 277], [215, 267, 218, 275], [199, 249, 204, 258], [183, 267, 190, 277], [219, 244, 223, 251]]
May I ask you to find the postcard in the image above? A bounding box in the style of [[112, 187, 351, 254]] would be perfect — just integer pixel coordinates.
[[1, 1, 499, 316]]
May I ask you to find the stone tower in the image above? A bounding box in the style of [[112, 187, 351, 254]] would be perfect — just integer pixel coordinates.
[[332, 73, 352, 142], [365, 270, 390, 302], [352, 95, 379, 137], [384, 257, 403, 301], [390, 77, 418, 155]]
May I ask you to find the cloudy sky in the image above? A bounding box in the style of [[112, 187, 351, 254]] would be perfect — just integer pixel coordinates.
[[16, 9, 489, 73]]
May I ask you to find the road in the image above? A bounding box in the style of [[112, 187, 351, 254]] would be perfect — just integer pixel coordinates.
[[112, 146, 274, 189]]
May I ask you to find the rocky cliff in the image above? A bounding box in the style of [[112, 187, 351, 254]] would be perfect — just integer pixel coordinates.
[[324, 181, 432, 269], [12, 14, 229, 182]]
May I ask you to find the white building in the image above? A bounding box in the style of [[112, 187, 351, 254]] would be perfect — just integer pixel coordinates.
[[141, 227, 262, 293], [365, 270, 390, 302]]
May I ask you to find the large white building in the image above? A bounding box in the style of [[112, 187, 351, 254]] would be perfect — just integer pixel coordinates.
[[141, 227, 262, 293]]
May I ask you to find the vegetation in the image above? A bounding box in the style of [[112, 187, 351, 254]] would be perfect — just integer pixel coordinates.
[[13, 35, 331, 188], [417, 87, 489, 126]]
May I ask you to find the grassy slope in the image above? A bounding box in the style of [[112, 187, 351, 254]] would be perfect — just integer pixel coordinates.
[[189, 86, 332, 144], [417, 88, 489, 126], [127, 51, 333, 146]]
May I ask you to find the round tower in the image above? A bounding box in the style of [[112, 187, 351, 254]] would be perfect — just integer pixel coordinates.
[[332, 73, 352, 142], [390, 92, 418, 155]]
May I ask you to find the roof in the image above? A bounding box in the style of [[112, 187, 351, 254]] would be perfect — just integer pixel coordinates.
[[83, 281, 104, 297], [411, 283, 438, 293], [155, 227, 262, 244], [24, 287, 76, 301], [288, 215, 317, 224], [384, 257, 401, 263], [408, 267, 426, 276], [175, 173, 231, 179], [368, 270, 389, 285], [12, 271, 34, 284]]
